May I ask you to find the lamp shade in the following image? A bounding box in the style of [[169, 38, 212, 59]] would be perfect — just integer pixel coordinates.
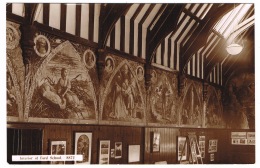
[[226, 43, 243, 55]]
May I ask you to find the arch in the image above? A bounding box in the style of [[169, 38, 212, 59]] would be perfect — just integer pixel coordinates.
[[25, 41, 98, 121], [100, 59, 145, 120]]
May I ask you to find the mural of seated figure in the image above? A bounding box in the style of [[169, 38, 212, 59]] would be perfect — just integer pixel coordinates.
[[57, 68, 80, 108], [39, 82, 66, 110]]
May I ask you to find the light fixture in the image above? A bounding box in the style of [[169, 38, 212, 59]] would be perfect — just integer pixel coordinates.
[[225, 4, 243, 55], [226, 43, 243, 55]]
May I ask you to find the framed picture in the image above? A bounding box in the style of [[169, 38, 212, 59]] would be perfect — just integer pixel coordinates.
[[208, 139, 218, 153], [74, 132, 92, 164], [210, 153, 214, 161], [128, 145, 140, 163], [177, 136, 187, 161], [111, 149, 115, 158], [152, 132, 160, 152], [49, 139, 66, 164], [115, 142, 122, 158], [99, 140, 110, 164]]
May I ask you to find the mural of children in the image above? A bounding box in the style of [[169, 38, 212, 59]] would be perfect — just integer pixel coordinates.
[[57, 68, 79, 108]]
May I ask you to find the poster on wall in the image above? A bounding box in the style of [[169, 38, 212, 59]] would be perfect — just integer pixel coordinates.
[[198, 136, 205, 158], [152, 132, 160, 152], [111, 149, 115, 158], [231, 132, 247, 139], [247, 132, 255, 145], [208, 139, 217, 153], [115, 142, 122, 159], [99, 140, 110, 164], [49, 140, 66, 164], [231, 132, 254, 145], [128, 145, 140, 163], [210, 153, 214, 161], [177, 136, 187, 161], [74, 132, 92, 164]]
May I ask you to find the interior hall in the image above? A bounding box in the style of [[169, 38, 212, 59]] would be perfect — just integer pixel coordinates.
[[6, 3, 255, 165]]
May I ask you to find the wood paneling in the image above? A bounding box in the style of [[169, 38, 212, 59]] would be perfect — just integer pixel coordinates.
[[144, 127, 179, 164], [41, 124, 144, 164], [7, 123, 255, 164]]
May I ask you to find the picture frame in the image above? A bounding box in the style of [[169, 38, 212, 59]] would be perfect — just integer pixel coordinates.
[[208, 139, 218, 153], [115, 142, 122, 158], [49, 139, 66, 164], [177, 136, 187, 161], [210, 153, 214, 161], [74, 132, 92, 164], [99, 140, 110, 164], [128, 145, 140, 163], [151, 132, 160, 152]]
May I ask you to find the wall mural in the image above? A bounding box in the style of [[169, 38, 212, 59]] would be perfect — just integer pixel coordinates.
[[147, 68, 178, 125], [223, 73, 255, 129], [179, 79, 203, 127], [28, 37, 98, 124], [6, 21, 24, 121], [100, 55, 146, 125], [205, 86, 225, 128]]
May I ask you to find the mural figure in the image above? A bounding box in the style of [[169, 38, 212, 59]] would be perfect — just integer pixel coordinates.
[[181, 84, 202, 126], [136, 66, 144, 81], [39, 80, 66, 110], [102, 61, 144, 122], [36, 37, 47, 54], [105, 57, 114, 73], [6, 23, 20, 49], [109, 80, 127, 119], [57, 68, 80, 108], [6, 27, 14, 42], [205, 88, 225, 128], [30, 42, 97, 121], [123, 79, 135, 117], [83, 50, 96, 69], [7, 72, 18, 116], [148, 72, 176, 124], [34, 35, 50, 57]]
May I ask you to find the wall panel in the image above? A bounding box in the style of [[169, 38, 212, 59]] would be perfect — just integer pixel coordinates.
[[144, 127, 179, 164]]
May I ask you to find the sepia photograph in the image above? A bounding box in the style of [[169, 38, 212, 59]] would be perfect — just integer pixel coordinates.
[[5, 1, 256, 166]]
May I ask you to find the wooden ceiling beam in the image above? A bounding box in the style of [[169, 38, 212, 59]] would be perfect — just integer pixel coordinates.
[[180, 4, 234, 74], [24, 3, 38, 25], [98, 4, 132, 49], [146, 4, 185, 63]]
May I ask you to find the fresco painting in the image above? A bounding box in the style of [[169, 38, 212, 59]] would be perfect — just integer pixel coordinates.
[[148, 69, 178, 125], [29, 41, 97, 121], [6, 21, 24, 120], [7, 70, 19, 117], [180, 80, 202, 127], [101, 56, 145, 124], [205, 87, 225, 128], [223, 73, 254, 129]]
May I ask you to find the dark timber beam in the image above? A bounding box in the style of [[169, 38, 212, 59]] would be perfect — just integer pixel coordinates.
[[24, 3, 38, 25], [146, 4, 185, 64], [180, 4, 234, 74], [98, 3, 132, 49]]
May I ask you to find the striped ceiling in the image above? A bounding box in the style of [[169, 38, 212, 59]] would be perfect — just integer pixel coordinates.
[[6, 3, 255, 86]]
